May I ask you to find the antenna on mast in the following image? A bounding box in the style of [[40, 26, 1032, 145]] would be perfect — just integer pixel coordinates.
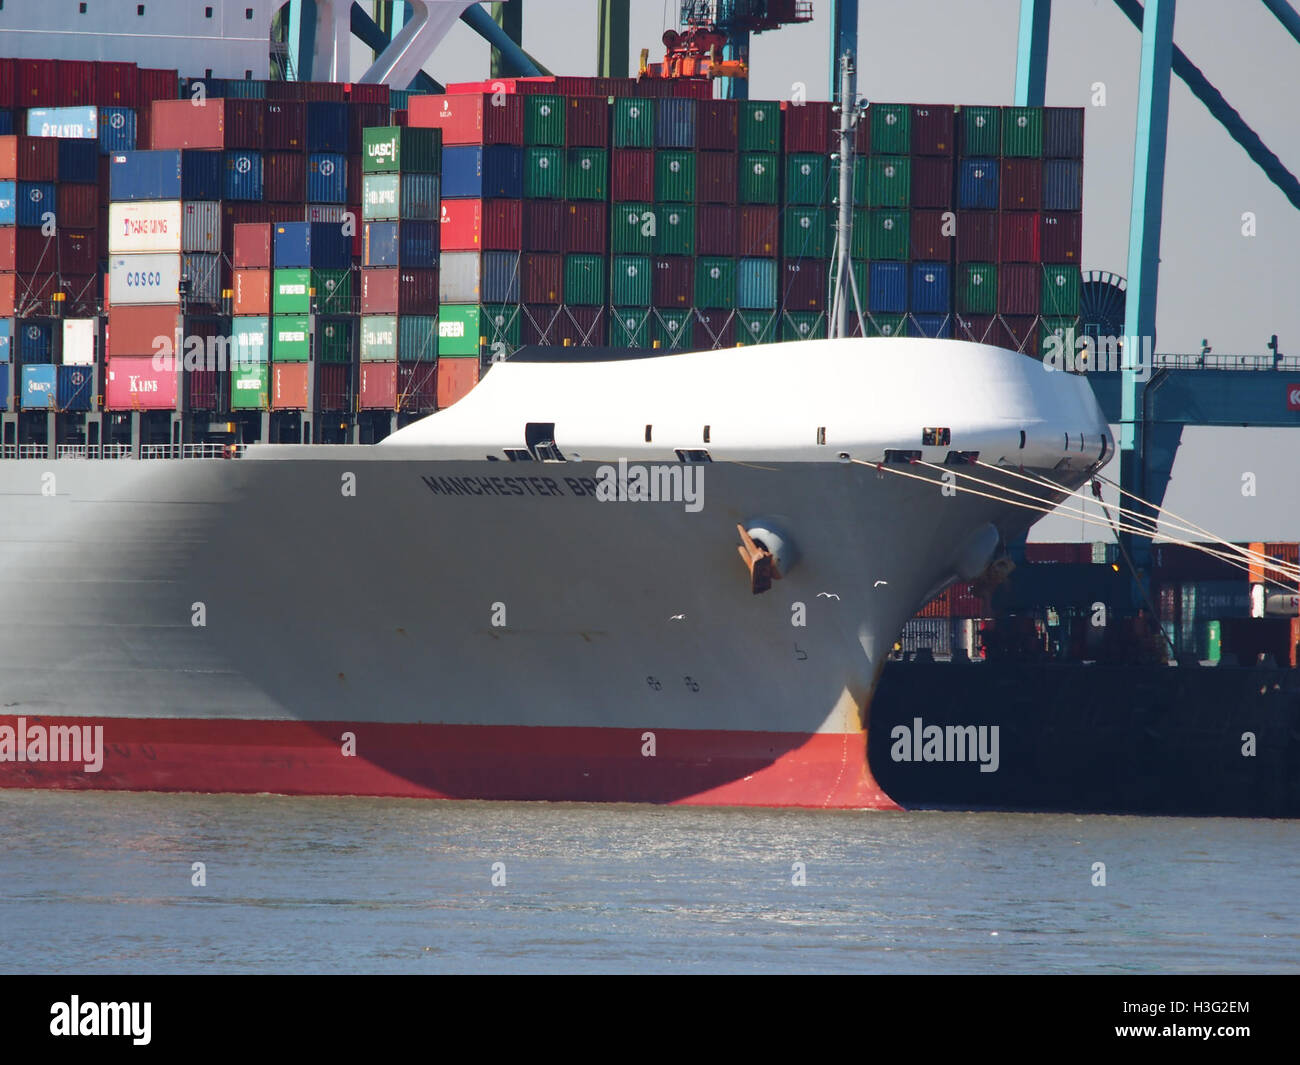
[[829, 52, 864, 340]]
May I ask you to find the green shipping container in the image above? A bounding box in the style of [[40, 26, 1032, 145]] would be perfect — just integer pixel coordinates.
[[866, 157, 910, 208], [865, 210, 910, 260], [694, 257, 735, 309], [525, 94, 566, 146], [852, 157, 869, 206], [958, 263, 997, 314], [655, 150, 696, 203], [564, 254, 606, 306], [438, 305, 482, 357], [361, 315, 398, 361], [231, 317, 270, 364], [313, 268, 352, 314], [870, 104, 911, 155], [611, 203, 655, 254], [481, 304, 522, 356], [783, 207, 831, 260], [781, 310, 827, 342], [272, 315, 311, 362], [523, 147, 564, 199], [1041, 264, 1081, 316], [610, 307, 651, 347], [652, 308, 692, 349], [736, 310, 777, 345], [230, 363, 269, 410], [398, 315, 437, 362], [785, 153, 829, 206], [654, 203, 695, 256], [962, 106, 1001, 155], [361, 173, 401, 220], [273, 268, 311, 314], [317, 318, 353, 364], [867, 313, 906, 338], [851, 207, 870, 259], [362, 125, 441, 174], [565, 148, 608, 201], [610, 255, 652, 307], [739, 101, 780, 152], [613, 98, 654, 148], [1002, 107, 1043, 157], [738, 153, 779, 204]]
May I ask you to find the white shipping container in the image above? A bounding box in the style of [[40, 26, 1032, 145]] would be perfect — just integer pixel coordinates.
[[109, 253, 182, 306], [181, 201, 222, 253], [62, 319, 97, 365], [108, 201, 183, 254], [439, 251, 482, 304]]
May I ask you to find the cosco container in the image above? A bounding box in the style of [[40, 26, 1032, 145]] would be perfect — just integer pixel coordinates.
[[441, 145, 523, 199], [870, 104, 911, 155], [868, 261, 908, 313], [739, 101, 779, 152], [1042, 159, 1082, 211], [274, 221, 352, 269], [108, 252, 181, 305], [408, 94, 523, 146], [565, 148, 608, 201], [109, 150, 221, 202], [1002, 107, 1043, 156], [361, 125, 441, 174], [738, 153, 778, 204], [655, 98, 696, 149], [783, 208, 830, 260], [306, 153, 347, 203], [523, 147, 564, 199], [613, 98, 654, 148], [525, 95, 566, 146], [694, 256, 735, 309], [910, 262, 951, 313]]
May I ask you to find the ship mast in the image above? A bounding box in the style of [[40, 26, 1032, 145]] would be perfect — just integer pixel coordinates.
[[830, 51, 860, 340]]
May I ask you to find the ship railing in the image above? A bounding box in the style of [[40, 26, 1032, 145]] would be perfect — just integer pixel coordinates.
[[16, 444, 49, 460], [54, 445, 138, 460], [1152, 353, 1300, 371], [140, 443, 243, 461]]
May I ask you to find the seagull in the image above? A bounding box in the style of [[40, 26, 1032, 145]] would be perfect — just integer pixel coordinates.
[[816, 592, 840, 600], [874, 580, 889, 587], [669, 614, 687, 621]]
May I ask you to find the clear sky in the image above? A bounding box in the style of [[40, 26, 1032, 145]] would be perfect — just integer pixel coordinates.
[[367, 0, 1299, 355]]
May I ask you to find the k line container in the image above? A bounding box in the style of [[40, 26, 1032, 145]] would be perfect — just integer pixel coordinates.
[[105, 356, 179, 409]]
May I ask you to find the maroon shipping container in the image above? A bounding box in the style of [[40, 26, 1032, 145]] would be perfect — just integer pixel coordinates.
[[999, 212, 1041, 263], [521, 303, 560, 344], [0, 58, 14, 109], [347, 154, 362, 201], [0, 229, 12, 271], [301, 82, 349, 103], [348, 202, 363, 259], [1040, 211, 1083, 263], [56, 184, 99, 229], [346, 83, 390, 105], [263, 152, 306, 202], [783, 101, 834, 154], [999, 314, 1040, 356], [187, 369, 224, 412], [265, 101, 307, 152], [4, 229, 54, 272], [611, 148, 654, 202], [693, 311, 735, 350], [997, 264, 1041, 316], [523, 200, 565, 252], [910, 157, 954, 209], [319, 363, 352, 412], [55, 274, 98, 317], [695, 206, 737, 256], [348, 102, 390, 153], [652, 256, 693, 309], [954, 314, 998, 345], [0, 136, 59, 181], [911, 105, 955, 156], [360, 267, 438, 314], [521, 253, 563, 304], [392, 109, 409, 128], [480, 199, 523, 251], [265, 82, 301, 102], [782, 259, 828, 312], [695, 151, 737, 204], [59, 229, 99, 274], [563, 202, 608, 254], [1000, 158, 1041, 211], [956, 211, 997, 262], [95, 62, 139, 107], [696, 100, 738, 151], [551, 305, 605, 346], [911, 210, 954, 261], [233, 222, 273, 268], [16, 59, 59, 107], [565, 96, 609, 148], [59, 60, 96, 106], [738, 205, 779, 257]]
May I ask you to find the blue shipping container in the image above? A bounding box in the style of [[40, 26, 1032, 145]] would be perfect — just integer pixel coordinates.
[[274, 221, 352, 269], [16, 182, 56, 227], [22, 365, 57, 409], [0, 111, 13, 136], [957, 158, 999, 210], [15, 320, 55, 364], [110, 150, 221, 202], [736, 258, 777, 310], [908, 314, 954, 339], [911, 262, 951, 313], [0, 181, 14, 225], [98, 107, 138, 154], [27, 106, 98, 139], [57, 139, 99, 183], [441, 145, 524, 200], [0, 319, 11, 362], [58, 365, 95, 411], [306, 101, 349, 152], [0, 370, 8, 410], [224, 150, 264, 201], [306, 153, 348, 203], [655, 99, 696, 149], [1042, 159, 1083, 211], [482, 251, 521, 303], [362, 221, 438, 268], [869, 261, 908, 313]]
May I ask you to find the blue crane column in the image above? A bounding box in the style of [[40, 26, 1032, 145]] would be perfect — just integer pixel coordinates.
[[1014, 0, 1051, 106], [829, 0, 858, 102]]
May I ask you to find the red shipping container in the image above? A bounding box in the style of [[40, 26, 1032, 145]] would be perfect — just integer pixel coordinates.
[[265, 101, 307, 151], [611, 148, 654, 202], [910, 210, 954, 261], [151, 98, 264, 150], [0, 136, 59, 181], [233, 270, 271, 315], [696, 151, 737, 204], [408, 94, 523, 146], [911, 105, 955, 156], [0, 59, 14, 109], [233, 222, 273, 268], [318, 363, 351, 411], [563, 202, 608, 254], [57, 183, 99, 228], [187, 369, 223, 411], [58, 60, 95, 107], [696, 101, 739, 152], [693, 311, 734, 350], [348, 202, 363, 259], [956, 211, 997, 262], [346, 83, 390, 105], [999, 212, 1041, 263], [955, 314, 998, 344], [360, 362, 397, 409], [16, 59, 60, 107], [301, 82, 349, 103], [0, 229, 13, 271], [265, 82, 301, 102], [105, 357, 179, 410], [440, 198, 522, 251], [263, 152, 306, 202], [991, 316, 1039, 357], [361, 268, 398, 314], [436, 359, 480, 409], [565, 97, 609, 148], [0, 274, 16, 316], [997, 266, 1041, 316], [1040, 211, 1083, 263], [400, 361, 438, 412], [910, 156, 954, 209], [652, 256, 693, 308], [360, 267, 439, 314], [272, 363, 310, 410], [783, 101, 834, 154], [1000, 158, 1041, 211], [5, 272, 60, 315], [107, 306, 181, 357], [522, 253, 563, 304], [95, 62, 139, 107], [523, 200, 565, 252], [392, 110, 409, 128], [782, 259, 828, 311], [696, 206, 737, 256], [738, 205, 779, 257]]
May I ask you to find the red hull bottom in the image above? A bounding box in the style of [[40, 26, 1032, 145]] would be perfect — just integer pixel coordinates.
[[0, 715, 900, 810]]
